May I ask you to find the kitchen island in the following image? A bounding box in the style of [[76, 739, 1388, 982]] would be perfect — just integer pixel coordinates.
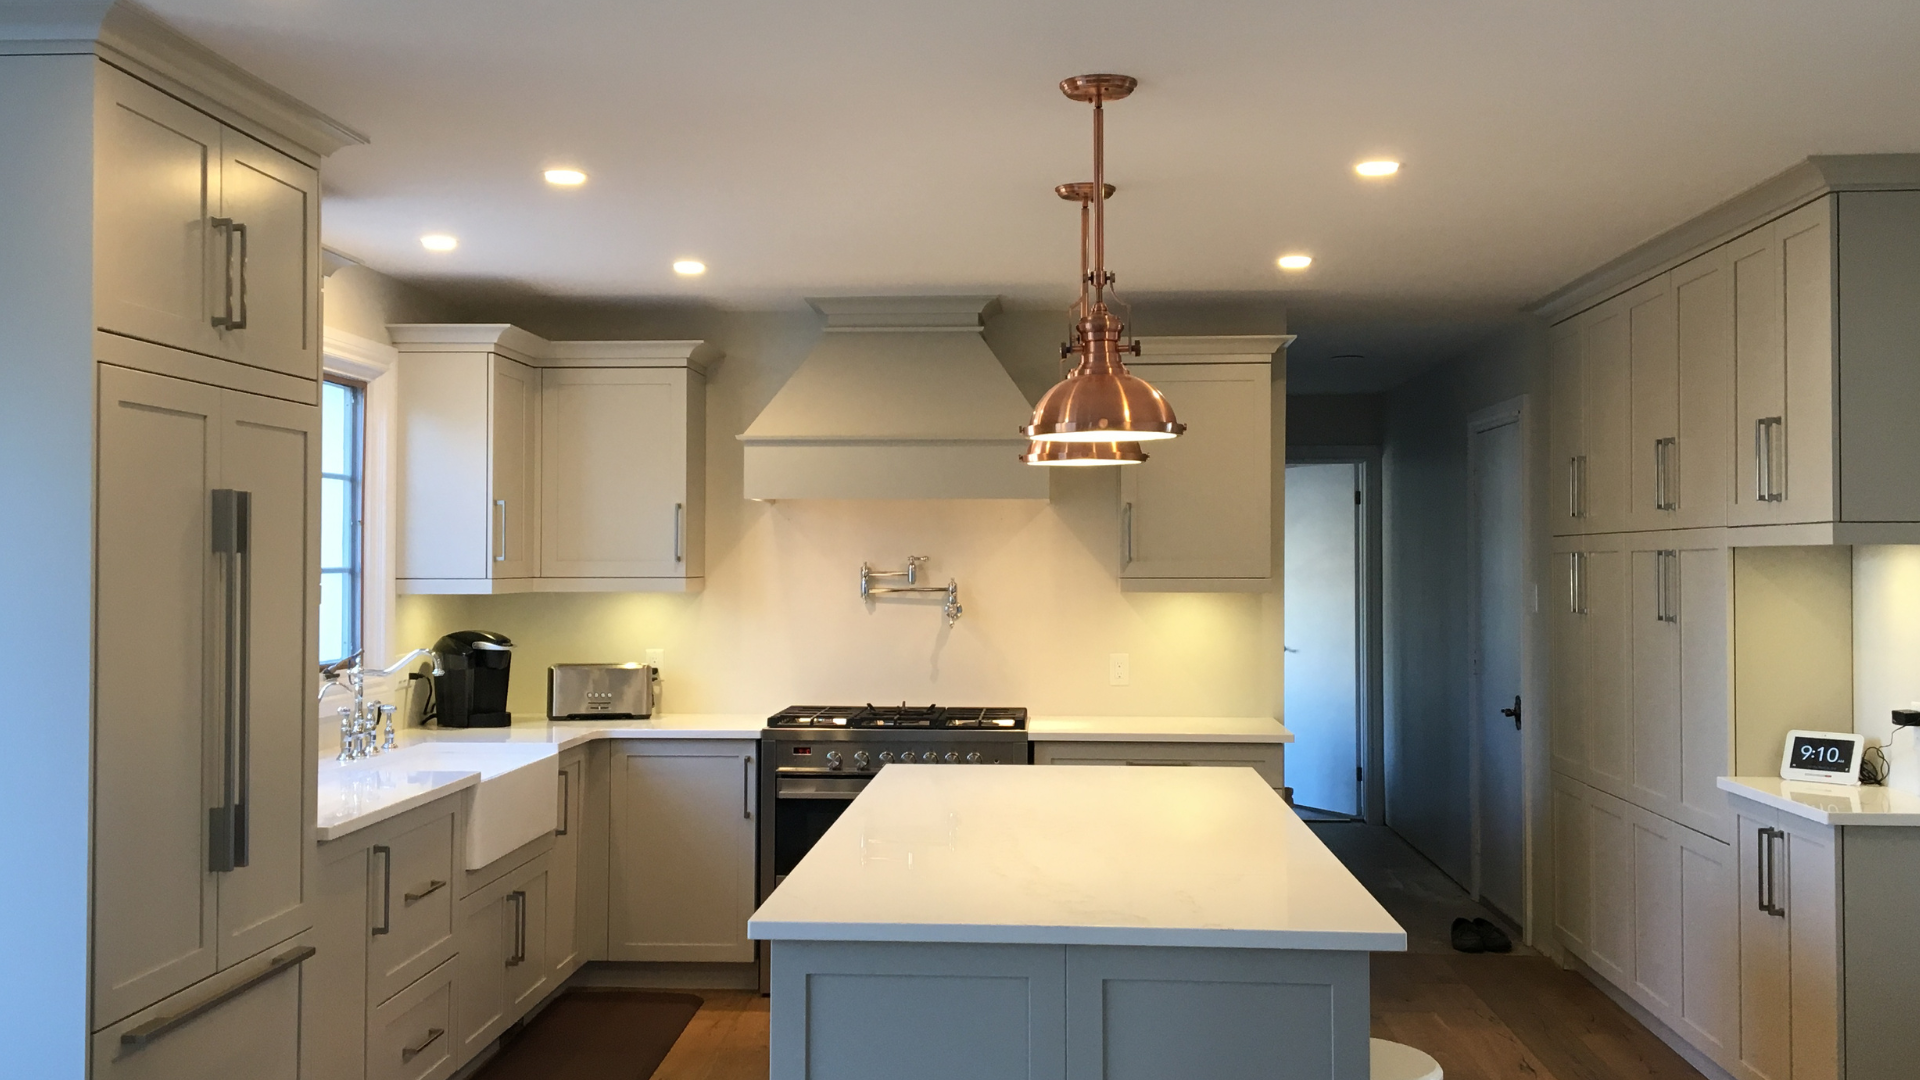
[[748, 764, 1404, 1080]]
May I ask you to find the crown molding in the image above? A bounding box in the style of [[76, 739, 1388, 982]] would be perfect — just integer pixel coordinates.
[[322, 327, 398, 382], [387, 323, 721, 373]]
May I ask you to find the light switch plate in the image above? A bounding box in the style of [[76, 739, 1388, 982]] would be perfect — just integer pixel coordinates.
[[646, 648, 664, 668], [1109, 653, 1130, 686]]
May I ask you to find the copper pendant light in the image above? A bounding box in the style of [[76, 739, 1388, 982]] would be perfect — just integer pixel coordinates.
[[1022, 178, 1147, 466], [1021, 74, 1185, 449]]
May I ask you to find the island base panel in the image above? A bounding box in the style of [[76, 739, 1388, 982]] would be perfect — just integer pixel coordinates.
[[768, 940, 1370, 1080]]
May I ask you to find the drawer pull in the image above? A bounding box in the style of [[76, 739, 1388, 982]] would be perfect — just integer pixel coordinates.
[[120, 945, 316, 1049], [401, 1026, 446, 1062], [404, 879, 447, 905]]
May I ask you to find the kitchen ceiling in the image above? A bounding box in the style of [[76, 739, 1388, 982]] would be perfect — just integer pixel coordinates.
[[148, 0, 1920, 317]]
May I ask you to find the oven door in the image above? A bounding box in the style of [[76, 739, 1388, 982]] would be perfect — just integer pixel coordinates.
[[769, 770, 874, 887]]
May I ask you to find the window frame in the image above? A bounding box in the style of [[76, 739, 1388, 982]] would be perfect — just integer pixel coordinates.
[[320, 374, 366, 668]]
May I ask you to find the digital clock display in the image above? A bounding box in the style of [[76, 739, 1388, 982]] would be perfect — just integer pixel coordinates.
[[1791, 736, 1856, 773]]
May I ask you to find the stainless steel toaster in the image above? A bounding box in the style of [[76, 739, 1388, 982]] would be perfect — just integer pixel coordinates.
[[548, 663, 656, 720]]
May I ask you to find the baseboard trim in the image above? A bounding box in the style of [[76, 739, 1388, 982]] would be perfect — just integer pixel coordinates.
[[566, 960, 759, 991], [1564, 953, 1740, 1080]]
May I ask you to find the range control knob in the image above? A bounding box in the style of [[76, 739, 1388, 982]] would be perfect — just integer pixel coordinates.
[[825, 750, 843, 771], [943, 751, 960, 764], [853, 751, 871, 771], [878, 750, 894, 765], [966, 752, 982, 764], [920, 750, 938, 763]]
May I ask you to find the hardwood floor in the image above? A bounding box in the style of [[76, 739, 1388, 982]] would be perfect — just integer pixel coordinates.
[[633, 825, 1708, 1080]]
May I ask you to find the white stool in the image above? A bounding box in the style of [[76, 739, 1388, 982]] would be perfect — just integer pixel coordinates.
[[1370, 1038, 1443, 1080]]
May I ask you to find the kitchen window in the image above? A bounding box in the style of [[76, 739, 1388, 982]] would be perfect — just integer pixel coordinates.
[[320, 376, 364, 666]]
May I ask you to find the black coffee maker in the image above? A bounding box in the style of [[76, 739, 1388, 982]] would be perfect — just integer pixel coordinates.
[[429, 631, 514, 728]]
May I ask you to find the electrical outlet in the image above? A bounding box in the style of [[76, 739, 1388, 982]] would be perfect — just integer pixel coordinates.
[[646, 648, 665, 669], [1109, 653, 1130, 686]]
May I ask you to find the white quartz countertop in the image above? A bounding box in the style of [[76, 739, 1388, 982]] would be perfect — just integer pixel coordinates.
[[1719, 776, 1920, 826], [316, 713, 767, 840], [748, 764, 1405, 951], [1027, 715, 1293, 743]]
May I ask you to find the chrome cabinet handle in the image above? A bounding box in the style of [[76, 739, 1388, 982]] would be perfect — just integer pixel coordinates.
[[401, 1027, 445, 1063], [674, 503, 685, 563], [505, 890, 527, 965], [1654, 438, 1677, 511], [493, 499, 507, 562], [1655, 550, 1678, 623], [208, 489, 252, 871], [556, 769, 570, 836], [1756, 827, 1787, 917], [1121, 502, 1134, 566], [1567, 552, 1588, 615], [371, 845, 393, 935], [1569, 455, 1589, 518], [1754, 417, 1785, 502], [120, 945, 315, 1049], [210, 217, 236, 329], [743, 755, 754, 820], [403, 879, 447, 905], [229, 221, 248, 330]]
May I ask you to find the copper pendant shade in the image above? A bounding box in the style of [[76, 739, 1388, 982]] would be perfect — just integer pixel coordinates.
[[1021, 74, 1185, 453]]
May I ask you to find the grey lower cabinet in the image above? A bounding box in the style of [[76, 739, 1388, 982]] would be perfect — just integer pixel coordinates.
[[91, 932, 316, 1080], [768, 940, 1367, 1080], [453, 852, 552, 1067], [1732, 802, 1841, 1080], [547, 746, 588, 985], [1031, 741, 1286, 793], [608, 740, 758, 962]]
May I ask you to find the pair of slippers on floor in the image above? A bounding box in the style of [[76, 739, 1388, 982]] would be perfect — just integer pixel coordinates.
[[1450, 917, 1513, 953]]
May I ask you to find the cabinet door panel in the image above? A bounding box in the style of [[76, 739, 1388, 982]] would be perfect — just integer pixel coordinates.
[[1552, 781, 1591, 954], [1784, 820, 1840, 1080], [215, 391, 317, 964], [1630, 809, 1681, 1018], [609, 742, 757, 962], [1583, 546, 1631, 789], [1674, 253, 1732, 529], [90, 944, 305, 1080], [1583, 304, 1632, 532], [368, 810, 458, 1007], [1730, 231, 1783, 525], [1677, 548, 1731, 839], [1676, 827, 1738, 1067], [93, 365, 222, 1025], [1629, 547, 1681, 816], [1587, 791, 1636, 987], [1779, 205, 1835, 525], [94, 66, 222, 359], [1549, 323, 1585, 533], [216, 130, 319, 380], [1119, 363, 1270, 581], [397, 352, 490, 581], [547, 752, 585, 983], [453, 890, 510, 1066], [1736, 809, 1790, 1080], [1549, 551, 1587, 775], [540, 368, 689, 578], [505, 866, 550, 1015], [1627, 278, 1678, 531], [487, 357, 538, 580]]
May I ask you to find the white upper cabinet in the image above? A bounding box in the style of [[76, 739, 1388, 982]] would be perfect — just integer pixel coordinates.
[[94, 64, 320, 383], [393, 326, 715, 594], [1542, 161, 1920, 542], [541, 365, 706, 584], [1118, 336, 1286, 591]]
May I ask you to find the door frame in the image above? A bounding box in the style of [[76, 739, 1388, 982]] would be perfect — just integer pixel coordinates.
[[1284, 446, 1385, 825], [1465, 397, 1544, 939]]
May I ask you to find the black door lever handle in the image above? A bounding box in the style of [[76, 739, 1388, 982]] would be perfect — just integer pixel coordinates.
[[1500, 696, 1522, 730]]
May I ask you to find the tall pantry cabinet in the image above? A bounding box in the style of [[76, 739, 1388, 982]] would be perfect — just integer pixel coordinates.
[[1538, 157, 1920, 1080], [0, 4, 359, 1075]]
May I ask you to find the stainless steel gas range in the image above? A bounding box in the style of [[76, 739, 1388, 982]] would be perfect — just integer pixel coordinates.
[[756, 704, 1029, 905]]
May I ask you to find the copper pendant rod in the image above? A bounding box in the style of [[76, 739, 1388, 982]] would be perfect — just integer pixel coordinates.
[[1079, 195, 1092, 318], [1091, 90, 1106, 310]]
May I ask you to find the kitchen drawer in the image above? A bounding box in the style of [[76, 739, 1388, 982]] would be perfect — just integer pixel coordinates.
[[1031, 741, 1285, 790], [369, 957, 456, 1080], [90, 938, 311, 1080], [369, 810, 457, 1007]]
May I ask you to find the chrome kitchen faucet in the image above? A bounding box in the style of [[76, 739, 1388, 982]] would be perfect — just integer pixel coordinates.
[[320, 647, 444, 762]]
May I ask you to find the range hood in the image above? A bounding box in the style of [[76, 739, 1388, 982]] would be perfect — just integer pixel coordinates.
[[740, 297, 1048, 500]]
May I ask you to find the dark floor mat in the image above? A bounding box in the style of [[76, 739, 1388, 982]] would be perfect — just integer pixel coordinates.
[[474, 989, 703, 1080]]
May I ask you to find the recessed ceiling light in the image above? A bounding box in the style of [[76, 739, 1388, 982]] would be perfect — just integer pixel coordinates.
[[673, 260, 707, 276], [420, 233, 458, 252], [1277, 254, 1313, 271], [544, 168, 587, 186], [1355, 160, 1400, 178]]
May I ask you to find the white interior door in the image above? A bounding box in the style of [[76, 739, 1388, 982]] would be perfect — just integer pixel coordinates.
[[1282, 463, 1361, 817], [1471, 415, 1527, 921]]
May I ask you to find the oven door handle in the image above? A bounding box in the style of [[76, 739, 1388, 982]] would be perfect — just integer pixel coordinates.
[[775, 775, 874, 800]]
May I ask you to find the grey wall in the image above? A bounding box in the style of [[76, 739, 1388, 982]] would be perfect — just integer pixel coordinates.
[[1380, 322, 1549, 889], [0, 53, 99, 1077], [1287, 394, 1385, 448]]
